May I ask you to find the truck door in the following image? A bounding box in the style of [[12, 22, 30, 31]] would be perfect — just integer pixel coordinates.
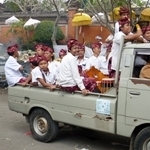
[[126, 49, 150, 122]]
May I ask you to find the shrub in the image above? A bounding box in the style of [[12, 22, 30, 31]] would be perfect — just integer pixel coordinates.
[[33, 20, 65, 44]]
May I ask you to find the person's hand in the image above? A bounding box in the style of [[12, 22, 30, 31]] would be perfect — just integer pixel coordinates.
[[49, 84, 56, 91], [81, 89, 89, 95], [143, 38, 148, 43], [21, 82, 28, 86], [137, 29, 142, 36]]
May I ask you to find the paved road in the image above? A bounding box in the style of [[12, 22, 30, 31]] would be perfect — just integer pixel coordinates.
[[0, 88, 129, 150]]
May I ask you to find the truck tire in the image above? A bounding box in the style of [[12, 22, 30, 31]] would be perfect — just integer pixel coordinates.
[[134, 126, 150, 150], [29, 108, 58, 143]]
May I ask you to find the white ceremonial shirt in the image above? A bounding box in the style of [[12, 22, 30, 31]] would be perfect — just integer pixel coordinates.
[[98, 56, 109, 75], [4, 56, 23, 86], [31, 66, 40, 83], [76, 57, 88, 71], [115, 22, 119, 34], [48, 60, 60, 73], [100, 43, 107, 56], [85, 56, 101, 70], [32, 66, 57, 86], [56, 52, 85, 90], [109, 31, 129, 71]]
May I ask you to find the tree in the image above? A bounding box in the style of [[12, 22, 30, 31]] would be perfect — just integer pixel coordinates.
[[33, 20, 65, 45], [4, 0, 43, 13], [40, 0, 78, 45], [79, 0, 148, 34]]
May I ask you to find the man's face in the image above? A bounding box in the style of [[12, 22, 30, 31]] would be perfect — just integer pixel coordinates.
[[121, 13, 129, 19], [44, 51, 53, 61], [70, 45, 79, 56], [36, 48, 44, 56], [121, 23, 131, 34], [78, 49, 85, 57], [144, 31, 150, 41]]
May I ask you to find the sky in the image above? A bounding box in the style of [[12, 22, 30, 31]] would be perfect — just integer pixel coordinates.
[[0, 0, 4, 4]]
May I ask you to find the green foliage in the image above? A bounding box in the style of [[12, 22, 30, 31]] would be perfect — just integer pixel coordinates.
[[33, 20, 65, 44]]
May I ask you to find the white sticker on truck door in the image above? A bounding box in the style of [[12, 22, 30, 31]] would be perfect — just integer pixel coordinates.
[[96, 99, 111, 115]]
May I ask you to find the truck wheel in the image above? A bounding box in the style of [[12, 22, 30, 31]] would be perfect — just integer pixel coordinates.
[[134, 127, 150, 150], [29, 108, 58, 143]]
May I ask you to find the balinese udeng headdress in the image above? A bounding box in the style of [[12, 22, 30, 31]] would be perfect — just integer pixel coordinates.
[[142, 26, 150, 35], [59, 49, 67, 57], [29, 56, 39, 66], [35, 44, 44, 50], [29, 56, 38, 63], [43, 46, 53, 53], [7, 44, 18, 53], [67, 39, 78, 50], [78, 43, 85, 50], [119, 7, 129, 16], [91, 43, 101, 49], [37, 56, 48, 64], [118, 17, 130, 27]]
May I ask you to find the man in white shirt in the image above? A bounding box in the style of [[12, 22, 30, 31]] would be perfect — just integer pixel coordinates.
[[95, 35, 103, 46], [109, 17, 142, 77], [4, 44, 26, 86], [86, 43, 101, 70], [57, 39, 95, 95], [100, 34, 113, 57], [114, 7, 130, 34]]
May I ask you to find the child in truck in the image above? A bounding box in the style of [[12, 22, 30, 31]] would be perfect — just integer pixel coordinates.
[[33, 56, 57, 90], [4, 44, 26, 86], [21, 56, 39, 86], [108, 17, 142, 78], [43, 45, 60, 73]]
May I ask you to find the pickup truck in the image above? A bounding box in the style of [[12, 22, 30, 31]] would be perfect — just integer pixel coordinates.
[[8, 37, 150, 150]]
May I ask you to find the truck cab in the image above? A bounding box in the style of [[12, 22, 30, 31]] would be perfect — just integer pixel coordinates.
[[8, 39, 150, 150]]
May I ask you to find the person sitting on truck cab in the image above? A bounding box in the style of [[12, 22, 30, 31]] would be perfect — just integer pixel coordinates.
[[56, 39, 97, 95], [21, 56, 39, 86], [114, 7, 130, 34], [4, 44, 26, 86], [33, 56, 57, 90], [108, 17, 142, 78]]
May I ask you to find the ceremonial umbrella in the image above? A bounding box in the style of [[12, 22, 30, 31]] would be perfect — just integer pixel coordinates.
[[140, 8, 150, 21], [109, 7, 136, 21], [24, 18, 41, 28], [72, 12, 92, 26], [5, 16, 20, 25]]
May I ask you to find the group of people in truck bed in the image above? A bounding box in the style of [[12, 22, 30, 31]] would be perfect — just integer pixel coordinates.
[[4, 6, 150, 95]]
